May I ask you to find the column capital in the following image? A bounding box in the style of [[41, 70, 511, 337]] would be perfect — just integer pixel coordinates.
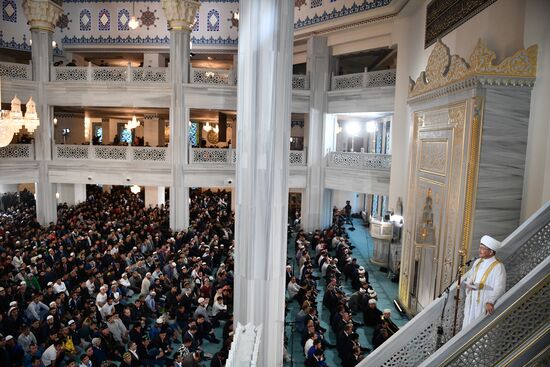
[[160, 0, 200, 31], [22, 0, 63, 32]]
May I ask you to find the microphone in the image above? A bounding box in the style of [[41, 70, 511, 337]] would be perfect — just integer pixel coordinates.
[[465, 258, 477, 266]]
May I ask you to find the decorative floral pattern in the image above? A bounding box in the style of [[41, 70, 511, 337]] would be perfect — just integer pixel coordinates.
[[56, 13, 71, 32], [139, 7, 158, 30], [295, 0, 307, 10]]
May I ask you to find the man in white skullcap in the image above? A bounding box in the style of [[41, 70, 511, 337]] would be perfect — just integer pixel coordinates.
[[462, 235, 506, 328]]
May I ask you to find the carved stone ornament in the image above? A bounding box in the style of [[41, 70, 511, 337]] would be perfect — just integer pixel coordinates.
[[409, 39, 538, 98], [22, 0, 63, 32], [160, 0, 201, 31]]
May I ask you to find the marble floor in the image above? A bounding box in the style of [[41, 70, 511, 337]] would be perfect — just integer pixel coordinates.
[[285, 219, 409, 366]]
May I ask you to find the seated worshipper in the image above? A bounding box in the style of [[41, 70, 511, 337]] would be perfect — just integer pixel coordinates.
[[373, 327, 389, 349], [462, 235, 506, 328], [381, 309, 399, 335], [195, 314, 220, 344], [305, 348, 329, 367], [352, 266, 369, 291], [363, 298, 383, 327], [145, 291, 158, 315], [26, 293, 50, 322], [211, 296, 229, 321], [287, 276, 302, 301], [348, 288, 366, 314]]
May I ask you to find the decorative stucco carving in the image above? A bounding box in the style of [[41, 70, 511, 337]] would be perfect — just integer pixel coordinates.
[[160, 0, 201, 31], [409, 39, 538, 98], [22, 0, 63, 32]]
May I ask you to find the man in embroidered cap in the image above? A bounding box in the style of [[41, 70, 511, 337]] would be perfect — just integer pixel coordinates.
[[462, 235, 506, 328]]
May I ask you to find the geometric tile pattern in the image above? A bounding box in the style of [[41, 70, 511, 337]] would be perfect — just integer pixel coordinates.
[[311, 0, 323, 8], [98, 8, 110, 31], [80, 9, 91, 31], [2, 0, 16, 23], [193, 11, 199, 32], [206, 9, 220, 31], [118, 8, 130, 31]]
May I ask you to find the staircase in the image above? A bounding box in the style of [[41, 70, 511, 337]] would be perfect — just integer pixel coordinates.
[[357, 201, 550, 367]]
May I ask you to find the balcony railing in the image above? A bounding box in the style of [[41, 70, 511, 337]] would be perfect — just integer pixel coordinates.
[[0, 61, 32, 81], [331, 69, 396, 90], [292, 74, 310, 90], [189, 147, 306, 166], [327, 152, 391, 169], [54, 145, 169, 162], [0, 144, 34, 160], [190, 67, 236, 86], [51, 63, 169, 83]]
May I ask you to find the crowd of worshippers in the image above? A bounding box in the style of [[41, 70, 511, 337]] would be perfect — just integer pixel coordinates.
[[287, 226, 399, 366], [0, 186, 236, 367]]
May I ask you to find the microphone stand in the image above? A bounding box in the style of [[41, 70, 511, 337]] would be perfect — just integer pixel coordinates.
[[435, 249, 467, 348], [452, 249, 467, 337]]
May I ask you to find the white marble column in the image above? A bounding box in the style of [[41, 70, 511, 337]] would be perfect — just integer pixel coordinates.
[[23, 0, 62, 225], [233, 0, 293, 365], [74, 184, 86, 204], [302, 37, 332, 231], [161, 0, 200, 231]]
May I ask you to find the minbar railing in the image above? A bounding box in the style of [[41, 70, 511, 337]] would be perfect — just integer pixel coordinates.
[[331, 69, 396, 90], [357, 201, 550, 367], [0, 144, 34, 160], [327, 152, 391, 170], [51, 63, 170, 83], [189, 147, 306, 166], [54, 145, 169, 162], [0, 61, 32, 81]]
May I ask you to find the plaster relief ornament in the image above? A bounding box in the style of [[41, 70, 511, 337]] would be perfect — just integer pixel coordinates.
[[227, 10, 238, 29], [140, 7, 159, 30], [56, 12, 71, 32], [295, 0, 307, 11]]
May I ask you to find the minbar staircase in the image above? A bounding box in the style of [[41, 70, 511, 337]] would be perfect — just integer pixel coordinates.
[[357, 201, 550, 367]]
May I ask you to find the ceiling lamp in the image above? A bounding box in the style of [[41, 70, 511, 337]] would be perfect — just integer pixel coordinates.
[[203, 122, 212, 132], [0, 95, 40, 147], [130, 185, 141, 194], [125, 115, 141, 130], [128, 2, 139, 30], [233, 11, 240, 21]]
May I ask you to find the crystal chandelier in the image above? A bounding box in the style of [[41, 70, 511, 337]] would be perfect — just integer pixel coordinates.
[[130, 185, 141, 194], [0, 95, 40, 147], [125, 115, 140, 130]]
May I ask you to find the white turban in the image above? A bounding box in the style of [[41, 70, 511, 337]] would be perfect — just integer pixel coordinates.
[[481, 235, 502, 252]]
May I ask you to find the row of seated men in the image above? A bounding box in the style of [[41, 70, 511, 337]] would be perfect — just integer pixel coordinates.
[[287, 225, 399, 366], [0, 187, 236, 367]]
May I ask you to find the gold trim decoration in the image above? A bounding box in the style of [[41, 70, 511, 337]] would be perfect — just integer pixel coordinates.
[[409, 39, 538, 97], [460, 96, 483, 262]]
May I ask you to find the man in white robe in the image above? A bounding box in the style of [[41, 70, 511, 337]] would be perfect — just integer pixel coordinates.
[[462, 235, 506, 328]]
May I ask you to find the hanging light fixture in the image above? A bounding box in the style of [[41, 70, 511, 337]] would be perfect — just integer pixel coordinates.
[[128, 2, 139, 30], [203, 122, 212, 132], [0, 94, 40, 147], [130, 185, 141, 194], [125, 115, 141, 130]]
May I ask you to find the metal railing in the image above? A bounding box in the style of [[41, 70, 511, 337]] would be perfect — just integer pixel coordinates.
[[357, 201, 550, 367], [51, 63, 169, 83], [327, 152, 391, 170], [331, 69, 396, 90], [189, 147, 306, 166], [54, 144, 169, 162], [0, 144, 34, 160], [0, 61, 32, 81]]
